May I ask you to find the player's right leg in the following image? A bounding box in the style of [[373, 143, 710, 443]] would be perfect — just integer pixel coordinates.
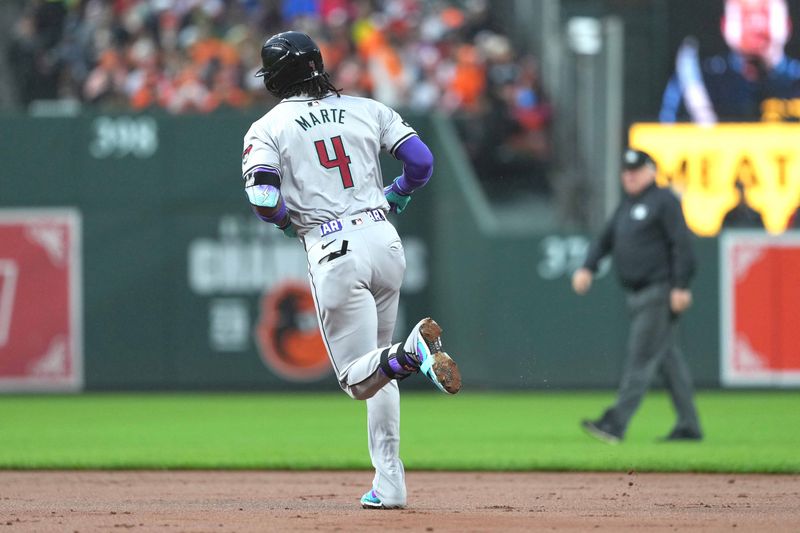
[[368, 225, 461, 395], [306, 217, 461, 395]]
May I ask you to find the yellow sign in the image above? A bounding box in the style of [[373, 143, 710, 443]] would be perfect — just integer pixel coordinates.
[[629, 123, 800, 236]]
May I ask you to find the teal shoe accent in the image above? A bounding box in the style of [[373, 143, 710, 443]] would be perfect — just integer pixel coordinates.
[[360, 489, 383, 509]]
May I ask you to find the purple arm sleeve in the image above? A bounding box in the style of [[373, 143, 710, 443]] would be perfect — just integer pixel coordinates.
[[254, 200, 288, 225], [252, 197, 291, 229], [393, 136, 434, 194]]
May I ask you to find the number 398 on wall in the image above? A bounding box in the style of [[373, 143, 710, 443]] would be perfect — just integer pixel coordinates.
[[89, 116, 159, 159]]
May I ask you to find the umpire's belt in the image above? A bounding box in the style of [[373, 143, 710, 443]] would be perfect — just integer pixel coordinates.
[[303, 209, 387, 249]]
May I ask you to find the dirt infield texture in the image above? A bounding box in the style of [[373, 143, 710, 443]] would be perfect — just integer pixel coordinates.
[[1, 471, 799, 532]]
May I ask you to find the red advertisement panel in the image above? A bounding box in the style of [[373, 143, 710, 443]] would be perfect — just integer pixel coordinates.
[[721, 232, 800, 386], [0, 210, 82, 391]]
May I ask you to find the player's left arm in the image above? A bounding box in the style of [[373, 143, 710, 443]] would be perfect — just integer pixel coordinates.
[[385, 136, 434, 214], [376, 102, 433, 214]]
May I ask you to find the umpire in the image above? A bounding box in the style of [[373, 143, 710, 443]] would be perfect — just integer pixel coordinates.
[[572, 148, 703, 443]]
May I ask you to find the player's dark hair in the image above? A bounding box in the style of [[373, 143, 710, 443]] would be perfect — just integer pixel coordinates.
[[280, 72, 342, 99]]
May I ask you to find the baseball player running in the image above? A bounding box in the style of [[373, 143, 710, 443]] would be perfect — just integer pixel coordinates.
[[241, 31, 461, 509]]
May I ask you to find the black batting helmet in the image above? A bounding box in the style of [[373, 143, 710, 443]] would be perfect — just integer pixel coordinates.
[[255, 31, 324, 97]]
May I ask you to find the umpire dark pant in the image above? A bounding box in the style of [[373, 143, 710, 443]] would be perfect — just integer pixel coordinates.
[[600, 283, 701, 437]]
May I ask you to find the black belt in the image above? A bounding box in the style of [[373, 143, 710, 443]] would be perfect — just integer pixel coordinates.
[[625, 279, 669, 293]]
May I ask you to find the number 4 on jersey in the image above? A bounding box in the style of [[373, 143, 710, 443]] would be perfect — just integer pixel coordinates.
[[314, 136, 353, 189]]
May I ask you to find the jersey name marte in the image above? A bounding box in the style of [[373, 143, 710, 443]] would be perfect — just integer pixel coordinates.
[[294, 108, 346, 131]]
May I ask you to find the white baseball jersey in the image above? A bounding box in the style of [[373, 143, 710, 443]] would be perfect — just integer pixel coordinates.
[[241, 94, 417, 234]]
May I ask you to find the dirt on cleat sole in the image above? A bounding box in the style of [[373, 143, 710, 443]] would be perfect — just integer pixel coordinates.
[[432, 352, 461, 394], [419, 318, 461, 394], [419, 318, 443, 352]]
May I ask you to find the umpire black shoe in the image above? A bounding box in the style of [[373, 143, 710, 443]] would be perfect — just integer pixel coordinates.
[[659, 428, 703, 442], [581, 419, 622, 444]]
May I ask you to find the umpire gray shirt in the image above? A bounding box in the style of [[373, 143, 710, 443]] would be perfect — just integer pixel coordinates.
[[583, 183, 696, 291]]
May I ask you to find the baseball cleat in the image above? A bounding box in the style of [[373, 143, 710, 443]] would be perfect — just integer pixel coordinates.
[[360, 489, 383, 509], [658, 428, 703, 442], [360, 489, 404, 510], [405, 317, 461, 394], [581, 419, 621, 444]]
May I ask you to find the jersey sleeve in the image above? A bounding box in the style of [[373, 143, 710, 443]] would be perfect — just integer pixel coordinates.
[[376, 101, 418, 158], [241, 124, 282, 187]]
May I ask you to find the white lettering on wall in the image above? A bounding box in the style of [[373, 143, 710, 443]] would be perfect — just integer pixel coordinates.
[[89, 116, 158, 159], [537, 235, 610, 280]]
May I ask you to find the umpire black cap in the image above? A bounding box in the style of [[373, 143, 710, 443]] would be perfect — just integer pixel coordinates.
[[622, 148, 656, 170]]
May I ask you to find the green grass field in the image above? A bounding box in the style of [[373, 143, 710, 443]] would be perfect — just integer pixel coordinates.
[[0, 391, 798, 473]]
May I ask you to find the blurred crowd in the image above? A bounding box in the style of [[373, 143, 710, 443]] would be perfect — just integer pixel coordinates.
[[5, 0, 553, 196]]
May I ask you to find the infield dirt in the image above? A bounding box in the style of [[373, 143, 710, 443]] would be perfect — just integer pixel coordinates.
[[1, 471, 798, 532]]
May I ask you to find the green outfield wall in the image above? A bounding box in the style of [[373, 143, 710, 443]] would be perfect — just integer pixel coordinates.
[[0, 112, 720, 391]]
